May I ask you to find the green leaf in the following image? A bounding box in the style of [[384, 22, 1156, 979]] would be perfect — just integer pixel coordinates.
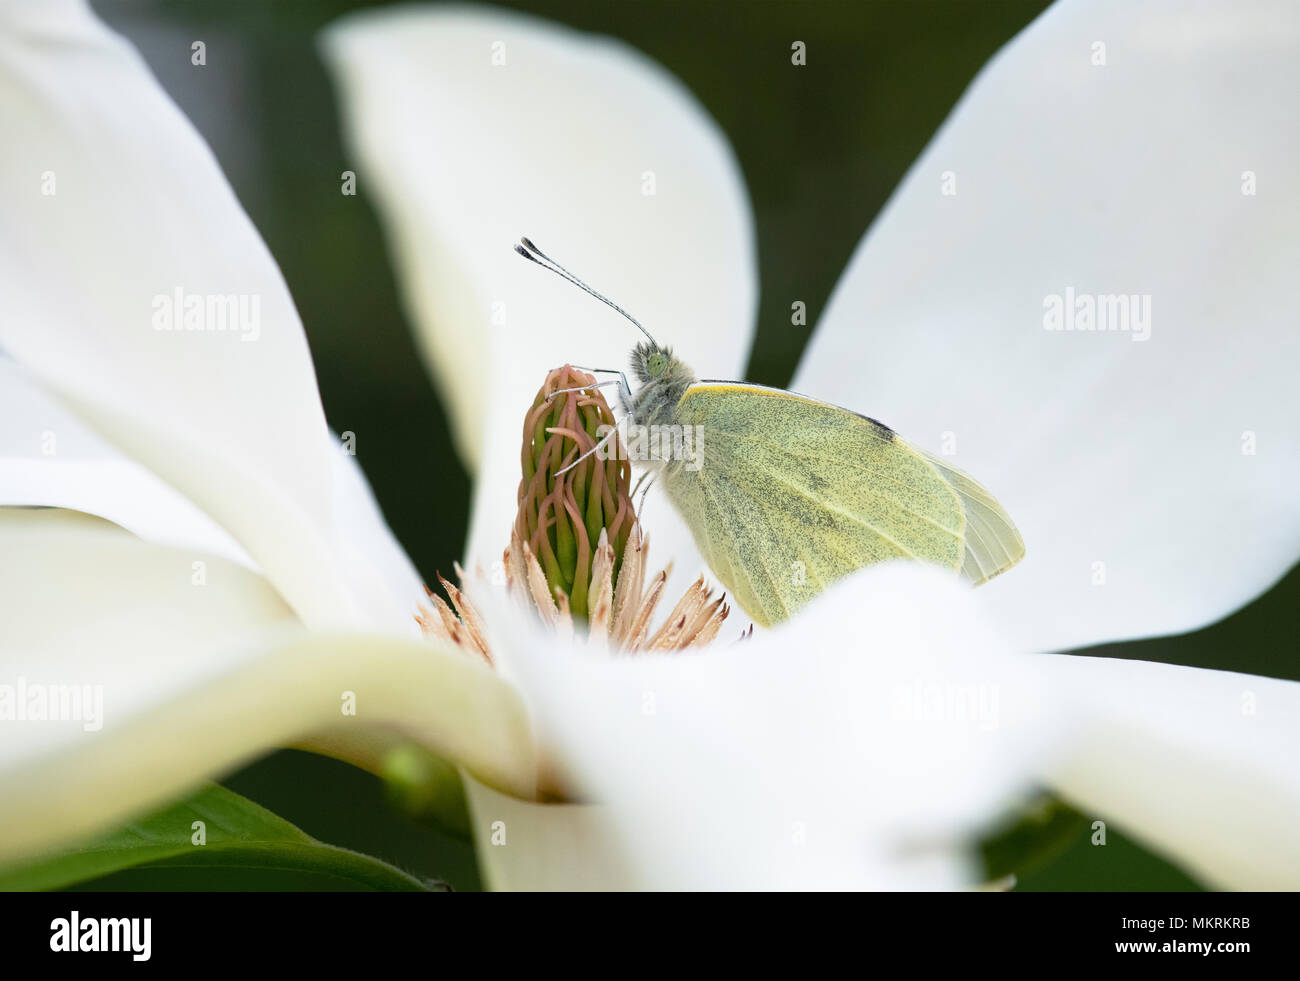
[[0, 783, 435, 892], [980, 793, 1089, 883]]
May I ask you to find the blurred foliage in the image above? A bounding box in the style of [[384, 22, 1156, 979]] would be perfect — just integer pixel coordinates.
[[981, 794, 1089, 885], [86, 0, 1298, 891]]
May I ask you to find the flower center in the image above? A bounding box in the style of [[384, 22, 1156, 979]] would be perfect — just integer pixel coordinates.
[[417, 365, 730, 660]]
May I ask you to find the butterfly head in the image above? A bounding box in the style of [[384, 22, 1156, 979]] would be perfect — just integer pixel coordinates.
[[632, 341, 672, 382]]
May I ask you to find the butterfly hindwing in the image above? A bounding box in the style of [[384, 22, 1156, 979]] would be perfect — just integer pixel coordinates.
[[915, 449, 1026, 585]]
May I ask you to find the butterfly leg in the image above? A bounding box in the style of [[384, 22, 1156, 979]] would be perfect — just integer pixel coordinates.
[[555, 418, 624, 476], [545, 378, 623, 402], [571, 366, 634, 411], [634, 472, 658, 526]]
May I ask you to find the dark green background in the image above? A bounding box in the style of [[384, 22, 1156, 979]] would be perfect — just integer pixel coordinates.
[[85, 0, 1297, 891]]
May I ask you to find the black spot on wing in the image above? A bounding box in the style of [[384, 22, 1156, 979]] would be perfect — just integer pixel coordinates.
[[857, 414, 895, 441]]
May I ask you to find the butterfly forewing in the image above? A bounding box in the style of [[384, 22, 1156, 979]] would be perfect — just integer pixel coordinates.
[[661, 382, 969, 626]]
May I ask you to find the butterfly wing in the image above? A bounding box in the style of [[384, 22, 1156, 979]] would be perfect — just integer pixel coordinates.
[[914, 449, 1025, 585], [661, 382, 985, 627]]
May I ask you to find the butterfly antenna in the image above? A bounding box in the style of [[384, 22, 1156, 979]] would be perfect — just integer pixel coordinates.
[[514, 237, 660, 348]]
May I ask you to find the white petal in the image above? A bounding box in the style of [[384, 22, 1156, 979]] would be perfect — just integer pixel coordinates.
[[0, 356, 254, 568], [794, 0, 1300, 651], [0, 1, 399, 630], [0, 508, 535, 863], [322, 6, 757, 577], [484, 563, 1058, 889], [0, 356, 424, 636], [463, 775, 638, 891], [1039, 653, 1300, 890], [328, 442, 428, 635]]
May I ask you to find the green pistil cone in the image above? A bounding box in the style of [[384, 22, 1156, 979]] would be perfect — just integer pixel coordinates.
[[515, 365, 635, 619]]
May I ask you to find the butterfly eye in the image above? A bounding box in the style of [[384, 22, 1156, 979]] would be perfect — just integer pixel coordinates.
[[647, 352, 668, 377]]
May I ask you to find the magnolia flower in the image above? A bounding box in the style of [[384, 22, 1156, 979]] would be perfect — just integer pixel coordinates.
[[1, 0, 1298, 891]]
